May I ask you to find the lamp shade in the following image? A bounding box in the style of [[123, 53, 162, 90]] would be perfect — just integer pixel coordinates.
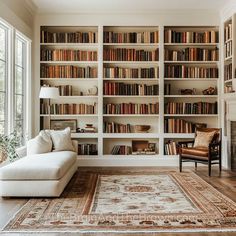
[[39, 87, 59, 99]]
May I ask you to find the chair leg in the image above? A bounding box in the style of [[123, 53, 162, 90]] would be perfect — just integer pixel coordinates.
[[219, 158, 222, 172], [208, 161, 211, 176], [179, 156, 182, 172], [195, 162, 197, 170]]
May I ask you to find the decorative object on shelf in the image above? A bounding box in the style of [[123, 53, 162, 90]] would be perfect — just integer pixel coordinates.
[[87, 86, 98, 96], [39, 85, 59, 129], [76, 124, 96, 133], [202, 87, 216, 95], [50, 119, 77, 133], [134, 125, 151, 133], [0, 130, 20, 163], [180, 88, 196, 95], [132, 140, 156, 155]]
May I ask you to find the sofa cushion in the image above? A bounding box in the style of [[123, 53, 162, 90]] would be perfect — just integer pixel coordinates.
[[27, 130, 52, 155], [0, 151, 77, 180], [181, 147, 209, 159], [193, 130, 216, 148], [48, 128, 75, 152]]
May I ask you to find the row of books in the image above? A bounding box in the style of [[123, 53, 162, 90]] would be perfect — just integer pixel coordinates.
[[40, 103, 97, 115], [56, 85, 73, 96], [224, 63, 232, 81], [224, 23, 232, 41], [103, 31, 159, 43], [164, 140, 178, 155], [164, 30, 219, 43], [103, 48, 159, 61], [40, 49, 98, 61], [164, 65, 218, 78], [103, 103, 159, 114], [164, 48, 219, 61], [164, 102, 218, 114], [103, 67, 159, 78], [40, 30, 98, 43], [111, 145, 132, 155], [103, 82, 159, 96], [164, 119, 195, 133], [40, 65, 98, 78], [77, 144, 98, 155], [224, 41, 232, 58], [103, 122, 131, 133]]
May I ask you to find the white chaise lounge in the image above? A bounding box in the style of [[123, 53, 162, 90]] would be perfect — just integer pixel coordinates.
[[0, 129, 78, 197]]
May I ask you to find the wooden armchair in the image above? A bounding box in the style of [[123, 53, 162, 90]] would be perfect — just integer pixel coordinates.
[[179, 128, 222, 176]]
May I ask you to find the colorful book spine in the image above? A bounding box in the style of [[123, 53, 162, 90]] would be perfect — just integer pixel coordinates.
[[103, 103, 159, 115], [103, 48, 159, 61], [103, 82, 159, 96], [41, 49, 97, 61], [103, 67, 159, 78], [164, 30, 219, 43], [40, 65, 98, 78], [164, 65, 218, 78], [41, 30, 98, 43], [103, 31, 159, 43]]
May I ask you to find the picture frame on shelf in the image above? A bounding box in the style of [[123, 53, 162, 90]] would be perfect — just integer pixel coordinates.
[[50, 119, 77, 132]]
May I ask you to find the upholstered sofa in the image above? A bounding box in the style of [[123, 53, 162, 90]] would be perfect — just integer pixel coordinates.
[[0, 128, 78, 197]]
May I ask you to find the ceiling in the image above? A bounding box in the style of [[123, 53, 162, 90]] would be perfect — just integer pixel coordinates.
[[30, 0, 232, 13]]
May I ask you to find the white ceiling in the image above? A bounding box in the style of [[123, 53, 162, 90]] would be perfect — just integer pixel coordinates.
[[31, 0, 232, 13]]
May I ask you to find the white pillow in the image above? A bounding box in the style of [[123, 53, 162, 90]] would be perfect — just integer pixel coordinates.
[[27, 130, 52, 155], [49, 127, 74, 152]]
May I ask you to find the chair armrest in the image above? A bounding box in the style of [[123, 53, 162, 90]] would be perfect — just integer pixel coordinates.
[[209, 141, 221, 148]]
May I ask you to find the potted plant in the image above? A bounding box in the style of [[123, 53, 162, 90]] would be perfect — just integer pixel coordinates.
[[0, 130, 20, 163]]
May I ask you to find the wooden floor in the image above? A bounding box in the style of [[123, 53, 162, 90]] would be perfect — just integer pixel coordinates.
[[0, 166, 236, 236]]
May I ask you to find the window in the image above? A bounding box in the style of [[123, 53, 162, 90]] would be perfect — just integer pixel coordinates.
[[14, 35, 26, 144], [0, 18, 31, 145], [0, 23, 8, 134]]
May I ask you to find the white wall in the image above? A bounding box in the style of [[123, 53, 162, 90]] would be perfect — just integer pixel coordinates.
[[0, 0, 34, 38]]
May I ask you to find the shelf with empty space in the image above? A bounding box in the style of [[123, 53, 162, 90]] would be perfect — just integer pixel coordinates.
[[103, 133, 159, 138], [71, 133, 98, 138], [164, 133, 195, 138]]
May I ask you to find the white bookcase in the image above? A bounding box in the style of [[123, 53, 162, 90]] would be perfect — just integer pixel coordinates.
[[38, 25, 220, 166]]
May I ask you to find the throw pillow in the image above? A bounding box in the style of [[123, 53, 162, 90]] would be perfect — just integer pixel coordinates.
[[193, 130, 216, 148], [49, 127, 74, 152], [27, 130, 52, 155]]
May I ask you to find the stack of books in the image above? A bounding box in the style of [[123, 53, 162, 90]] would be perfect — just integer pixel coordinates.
[[164, 140, 177, 155], [103, 121, 131, 133], [111, 145, 132, 155]]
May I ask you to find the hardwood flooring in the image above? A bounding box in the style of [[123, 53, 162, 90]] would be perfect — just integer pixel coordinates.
[[0, 166, 236, 236]]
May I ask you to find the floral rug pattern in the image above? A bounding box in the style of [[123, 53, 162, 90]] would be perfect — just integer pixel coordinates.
[[3, 170, 236, 232]]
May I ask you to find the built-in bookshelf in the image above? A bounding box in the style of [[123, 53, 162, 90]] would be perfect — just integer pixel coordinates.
[[164, 26, 219, 152], [224, 15, 236, 94], [38, 25, 220, 165]]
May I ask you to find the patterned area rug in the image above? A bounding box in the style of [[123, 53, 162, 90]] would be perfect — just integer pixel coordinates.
[[3, 170, 236, 233]]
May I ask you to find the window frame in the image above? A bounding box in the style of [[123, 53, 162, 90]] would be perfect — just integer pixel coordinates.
[[0, 17, 31, 145]]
